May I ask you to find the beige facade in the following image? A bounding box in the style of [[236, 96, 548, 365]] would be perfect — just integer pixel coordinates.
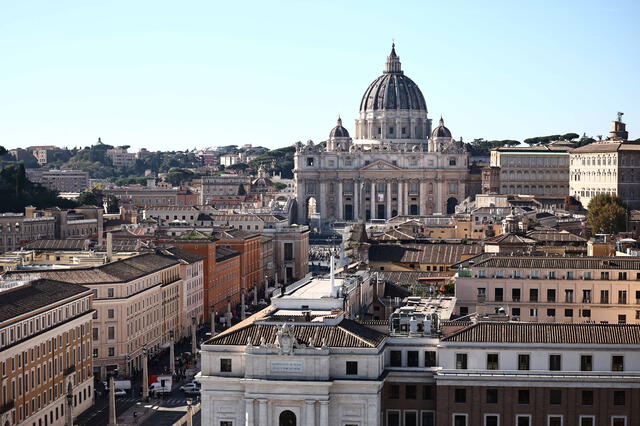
[[570, 120, 640, 210], [0, 279, 94, 426], [198, 175, 251, 204], [455, 255, 640, 324], [105, 148, 136, 168], [25, 169, 90, 193], [487, 143, 573, 196], [103, 187, 179, 208], [0, 213, 55, 254], [5, 253, 185, 379]]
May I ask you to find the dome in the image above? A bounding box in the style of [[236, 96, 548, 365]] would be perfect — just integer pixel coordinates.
[[329, 117, 350, 138], [359, 44, 427, 113], [432, 117, 452, 138]]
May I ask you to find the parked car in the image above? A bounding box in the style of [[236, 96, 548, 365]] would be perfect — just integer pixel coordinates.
[[180, 382, 200, 394], [113, 389, 127, 397]]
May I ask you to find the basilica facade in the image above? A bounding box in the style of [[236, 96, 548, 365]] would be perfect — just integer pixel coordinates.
[[294, 45, 470, 228]]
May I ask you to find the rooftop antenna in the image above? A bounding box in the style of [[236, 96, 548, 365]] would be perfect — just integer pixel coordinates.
[[617, 111, 624, 122]]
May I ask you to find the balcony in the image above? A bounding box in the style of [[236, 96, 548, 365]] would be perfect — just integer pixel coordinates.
[[64, 365, 76, 376], [0, 400, 14, 415]]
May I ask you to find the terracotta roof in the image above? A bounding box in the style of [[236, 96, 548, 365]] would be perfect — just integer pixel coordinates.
[[4, 252, 179, 284], [207, 318, 385, 348], [377, 271, 454, 287], [526, 230, 586, 243], [214, 229, 260, 240], [572, 141, 640, 153], [0, 279, 91, 322], [165, 247, 205, 264], [483, 233, 536, 245], [472, 255, 640, 270], [369, 243, 482, 265], [443, 322, 640, 345], [21, 239, 88, 251]]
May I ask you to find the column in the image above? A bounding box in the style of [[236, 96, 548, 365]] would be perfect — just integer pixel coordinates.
[[397, 181, 404, 216], [258, 399, 267, 426], [245, 398, 255, 426], [370, 181, 375, 220], [353, 180, 360, 221], [337, 180, 343, 221], [305, 400, 316, 426], [419, 181, 427, 215], [386, 181, 392, 219], [319, 181, 326, 219], [297, 180, 306, 224], [410, 119, 416, 139], [404, 180, 410, 216], [319, 400, 329, 426]]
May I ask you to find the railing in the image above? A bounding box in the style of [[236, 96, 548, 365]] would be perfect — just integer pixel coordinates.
[[0, 400, 14, 414], [64, 365, 75, 376]]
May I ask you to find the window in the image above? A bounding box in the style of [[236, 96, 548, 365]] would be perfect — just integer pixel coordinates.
[[618, 290, 627, 304], [564, 309, 573, 317], [486, 353, 499, 370], [547, 308, 556, 317], [512, 308, 521, 317], [612, 355, 624, 371], [92, 349, 98, 358], [406, 385, 417, 400], [346, 361, 358, 375], [486, 389, 498, 404], [422, 385, 433, 400], [579, 355, 593, 371], [407, 351, 419, 367], [404, 411, 417, 426], [518, 354, 530, 370], [611, 418, 626, 426], [512, 288, 521, 302], [579, 416, 594, 426], [549, 354, 562, 371], [546, 289, 556, 302], [477, 287, 486, 298], [306, 157, 314, 166], [455, 353, 468, 369], [390, 351, 402, 367], [485, 415, 499, 426], [581, 309, 591, 318], [564, 289, 574, 303], [582, 289, 592, 303], [613, 390, 625, 405], [516, 415, 531, 426], [453, 414, 467, 426], [619, 272, 627, 280], [495, 288, 503, 302], [529, 289, 538, 302], [581, 390, 593, 405], [107, 327, 115, 340], [618, 314, 626, 324], [92, 328, 98, 341], [601, 271, 610, 280], [454, 388, 466, 403], [549, 389, 562, 404], [387, 410, 401, 426], [108, 347, 115, 357], [548, 416, 562, 426], [517, 389, 529, 404], [107, 309, 114, 319], [424, 351, 436, 367], [421, 412, 435, 426], [601, 290, 609, 304], [107, 288, 114, 298], [220, 422, 233, 426], [220, 358, 232, 372], [566, 271, 574, 279], [389, 385, 400, 399], [583, 272, 592, 280]]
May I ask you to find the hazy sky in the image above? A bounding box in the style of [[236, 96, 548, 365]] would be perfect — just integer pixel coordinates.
[[1, 0, 638, 151]]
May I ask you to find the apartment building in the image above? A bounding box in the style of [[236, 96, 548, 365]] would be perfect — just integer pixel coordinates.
[[215, 229, 262, 295], [105, 148, 136, 168], [0, 213, 56, 254], [5, 253, 183, 379], [199, 175, 251, 204], [27, 146, 62, 166], [25, 169, 90, 193], [0, 279, 94, 426], [454, 255, 640, 323], [166, 247, 205, 339], [103, 187, 179, 208]]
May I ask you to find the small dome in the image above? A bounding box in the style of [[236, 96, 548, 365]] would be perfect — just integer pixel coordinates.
[[329, 117, 350, 138], [432, 117, 452, 138]]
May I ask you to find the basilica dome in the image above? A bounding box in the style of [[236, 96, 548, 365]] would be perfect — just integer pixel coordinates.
[[432, 117, 452, 138], [329, 117, 350, 138], [359, 44, 427, 113]]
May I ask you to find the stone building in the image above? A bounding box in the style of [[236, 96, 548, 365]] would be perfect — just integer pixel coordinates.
[[0, 279, 94, 426], [294, 45, 471, 229], [25, 169, 90, 193], [484, 142, 573, 196], [570, 117, 640, 209]]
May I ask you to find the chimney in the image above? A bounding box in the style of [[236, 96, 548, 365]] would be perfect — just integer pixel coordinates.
[[25, 206, 36, 219], [106, 232, 113, 262]]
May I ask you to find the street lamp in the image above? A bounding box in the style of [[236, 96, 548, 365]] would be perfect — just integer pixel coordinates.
[[107, 369, 118, 426], [253, 282, 258, 305], [264, 274, 269, 302], [168, 330, 175, 375], [186, 397, 193, 426], [142, 345, 149, 402], [210, 306, 216, 338], [65, 382, 73, 426], [191, 317, 197, 355]]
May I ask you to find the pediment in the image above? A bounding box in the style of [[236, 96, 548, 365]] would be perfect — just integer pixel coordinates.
[[359, 160, 402, 171]]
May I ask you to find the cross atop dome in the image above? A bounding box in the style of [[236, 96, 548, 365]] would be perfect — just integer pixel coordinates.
[[385, 43, 403, 74]]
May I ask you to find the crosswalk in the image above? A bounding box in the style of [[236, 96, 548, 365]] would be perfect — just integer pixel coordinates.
[[117, 397, 188, 407]]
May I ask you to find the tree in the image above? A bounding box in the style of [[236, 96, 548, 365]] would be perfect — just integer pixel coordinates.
[[78, 190, 100, 206], [587, 194, 627, 234], [165, 168, 195, 186]]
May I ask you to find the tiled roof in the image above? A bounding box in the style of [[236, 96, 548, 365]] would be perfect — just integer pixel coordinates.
[[526, 230, 586, 243], [21, 239, 89, 251], [369, 243, 482, 265], [483, 233, 536, 245], [572, 141, 640, 153], [4, 252, 179, 284], [0, 279, 91, 322], [377, 271, 454, 287], [443, 322, 640, 345], [165, 247, 205, 264], [472, 255, 640, 270], [214, 229, 260, 240], [207, 318, 385, 348]]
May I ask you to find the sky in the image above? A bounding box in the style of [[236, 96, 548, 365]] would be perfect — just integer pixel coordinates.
[[1, 0, 639, 151]]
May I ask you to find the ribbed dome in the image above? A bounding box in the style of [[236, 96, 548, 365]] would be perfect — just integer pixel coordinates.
[[432, 117, 452, 138], [329, 117, 350, 138], [359, 44, 427, 113]]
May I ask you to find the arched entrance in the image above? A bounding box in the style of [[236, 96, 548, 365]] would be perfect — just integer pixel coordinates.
[[279, 410, 297, 426], [305, 197, 317, 223], [446, 197, 458, 214]]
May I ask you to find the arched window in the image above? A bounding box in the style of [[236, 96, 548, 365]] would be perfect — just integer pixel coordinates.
[[279, 410, 297, 426]]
